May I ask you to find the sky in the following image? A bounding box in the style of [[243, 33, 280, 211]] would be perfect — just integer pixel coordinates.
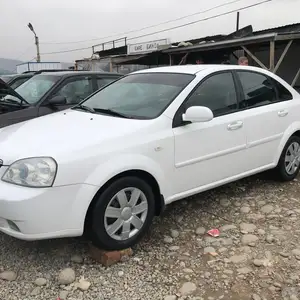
[[0, 0, 299, 63]]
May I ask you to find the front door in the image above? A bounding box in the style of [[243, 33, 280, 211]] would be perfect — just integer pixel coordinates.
[[172, 71, 247, 194]]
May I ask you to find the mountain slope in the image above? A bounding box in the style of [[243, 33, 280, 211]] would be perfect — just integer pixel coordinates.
[[0, 58, 24, 74]]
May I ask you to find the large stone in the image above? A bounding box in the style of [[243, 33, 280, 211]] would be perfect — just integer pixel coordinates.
[[77, 278, 91, 291], [241, 234, 259, 245], [71, 254, 83, 264], [261, 204, 274, 214], [204, 247, 216, 254], [220, 198, 231, 207], [179, 282, 197, 296], [0, 271, 17, 281], [229, 254, 247, 264], [292, 249, 300, 256], [34, 277, 47, 286], [195, 227, 206, 235], [58, 268, 76, 285], [240, 206, 251, 213], [89, 244, 133, 267], [240, 223, 257, 233]]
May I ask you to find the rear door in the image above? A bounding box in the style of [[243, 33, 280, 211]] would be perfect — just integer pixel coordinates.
[[235, 70, 295, 169], [38, 75, 94, 116]]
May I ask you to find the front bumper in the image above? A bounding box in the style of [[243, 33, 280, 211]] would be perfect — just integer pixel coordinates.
[[0, 167, 98, 240]]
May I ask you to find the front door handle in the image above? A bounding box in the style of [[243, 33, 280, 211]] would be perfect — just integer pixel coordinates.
[[227, 121, 243, 131], [278, 109, 288, 117]]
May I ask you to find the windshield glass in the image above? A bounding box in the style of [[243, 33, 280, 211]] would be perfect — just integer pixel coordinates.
[[81, 73, 194, 119], [14, 74, 61, 104]]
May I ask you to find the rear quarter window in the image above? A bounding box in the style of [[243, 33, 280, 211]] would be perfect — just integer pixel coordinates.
[[270, 78, 293, 101]]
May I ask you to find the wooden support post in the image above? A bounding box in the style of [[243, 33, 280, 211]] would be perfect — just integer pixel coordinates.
[[291, 67, 300, 87], [236, 12, 240, 31], [169, 54, 172, 66], [269, 40, 275, 72], [241, 46, 268, 70], [274, 40, 293, 74]]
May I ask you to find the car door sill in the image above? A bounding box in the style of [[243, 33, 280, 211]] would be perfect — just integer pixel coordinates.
[[165, 163, 275, 204]]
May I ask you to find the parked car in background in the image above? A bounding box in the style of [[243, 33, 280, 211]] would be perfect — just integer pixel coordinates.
[[0, 65, 299, 251], [0, 69, 82, 90], [0, 73, 35, 89], [0, 71, 121, 128]]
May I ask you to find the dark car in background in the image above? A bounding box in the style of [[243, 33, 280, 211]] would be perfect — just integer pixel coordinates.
[[0, 71, 121, 128], [0, 69, 78, 90], [0, 73, 36, 89]]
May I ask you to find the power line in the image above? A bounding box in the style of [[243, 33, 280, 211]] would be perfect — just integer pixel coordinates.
[[40, 0, 246, 45], [127, 0, 271, 41], [41, 0, 271, 56]]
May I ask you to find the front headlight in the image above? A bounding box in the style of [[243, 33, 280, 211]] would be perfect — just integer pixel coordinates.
[[2, 157, 57, 187]]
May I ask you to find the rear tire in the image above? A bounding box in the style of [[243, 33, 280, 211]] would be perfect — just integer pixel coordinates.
[[274, 135, 300, 181], [89, 176, 155, 250]]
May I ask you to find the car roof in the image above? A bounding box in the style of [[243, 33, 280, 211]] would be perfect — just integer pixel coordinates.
[[39, 71, 121, 77], [132, 64, 270, 75]]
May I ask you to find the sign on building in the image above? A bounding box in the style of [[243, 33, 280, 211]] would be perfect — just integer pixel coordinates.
[[127, 39, 169, 55]]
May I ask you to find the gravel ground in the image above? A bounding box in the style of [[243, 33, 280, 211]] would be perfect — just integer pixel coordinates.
[[1, 174, 300, 300]]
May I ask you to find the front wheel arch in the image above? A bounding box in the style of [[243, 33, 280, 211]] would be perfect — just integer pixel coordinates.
[[84, 169, 165, 235]]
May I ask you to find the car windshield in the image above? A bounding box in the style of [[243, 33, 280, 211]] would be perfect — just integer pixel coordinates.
[[80, 73, 194, 119], [14, 74, 61, 104]]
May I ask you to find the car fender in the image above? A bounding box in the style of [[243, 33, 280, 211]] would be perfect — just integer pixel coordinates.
[[274, 121, 300, 164], [73, 153, 170, 234], [82, 152, 169, 205]]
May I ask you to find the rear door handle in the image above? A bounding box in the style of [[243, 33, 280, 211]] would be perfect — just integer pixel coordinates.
[[227, 121, 243, 131], [278, 109, 288, 117]]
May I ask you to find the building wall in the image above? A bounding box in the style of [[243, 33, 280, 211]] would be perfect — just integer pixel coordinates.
[[248, 42, 300, 88]]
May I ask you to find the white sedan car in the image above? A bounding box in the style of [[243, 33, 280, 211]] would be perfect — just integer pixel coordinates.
[[0, 65, 300, 250]]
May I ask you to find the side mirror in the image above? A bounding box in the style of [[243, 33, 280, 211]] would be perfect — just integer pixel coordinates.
[[48, 95, 67, 106], [182, 106, 213, 123]]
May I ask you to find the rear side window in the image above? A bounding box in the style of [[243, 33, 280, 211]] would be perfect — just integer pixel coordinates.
[[96, 77, 117, 90], [270, 78, 293, 101], [237, 71, 277, 109]]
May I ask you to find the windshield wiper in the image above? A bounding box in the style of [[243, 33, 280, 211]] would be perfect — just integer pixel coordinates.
[[93, 108, 132, 119], [73, 104, 95, 113]]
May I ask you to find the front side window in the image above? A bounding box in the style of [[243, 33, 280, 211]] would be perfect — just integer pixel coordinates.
[[185, 72, 238, 117], [53, 77, 93, 104], [237, 71, 277, 109], [81, 73, 194, 119], [14, 75, 61, 104]]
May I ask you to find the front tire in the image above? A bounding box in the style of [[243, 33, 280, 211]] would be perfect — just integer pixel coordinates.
[[274, 135, 300, 181], [90, 176, 155, 250]]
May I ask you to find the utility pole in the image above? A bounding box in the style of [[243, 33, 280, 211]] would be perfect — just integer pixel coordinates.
[[27, 23, 41, 62], [236, 11, 240, 31]]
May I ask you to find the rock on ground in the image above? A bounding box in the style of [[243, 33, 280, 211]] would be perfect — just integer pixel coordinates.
[[58, 268, 76, 285]]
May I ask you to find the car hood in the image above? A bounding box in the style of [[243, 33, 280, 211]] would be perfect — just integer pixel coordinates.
[[0, 109, 158, 164], [0, 78, 27, 103]]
